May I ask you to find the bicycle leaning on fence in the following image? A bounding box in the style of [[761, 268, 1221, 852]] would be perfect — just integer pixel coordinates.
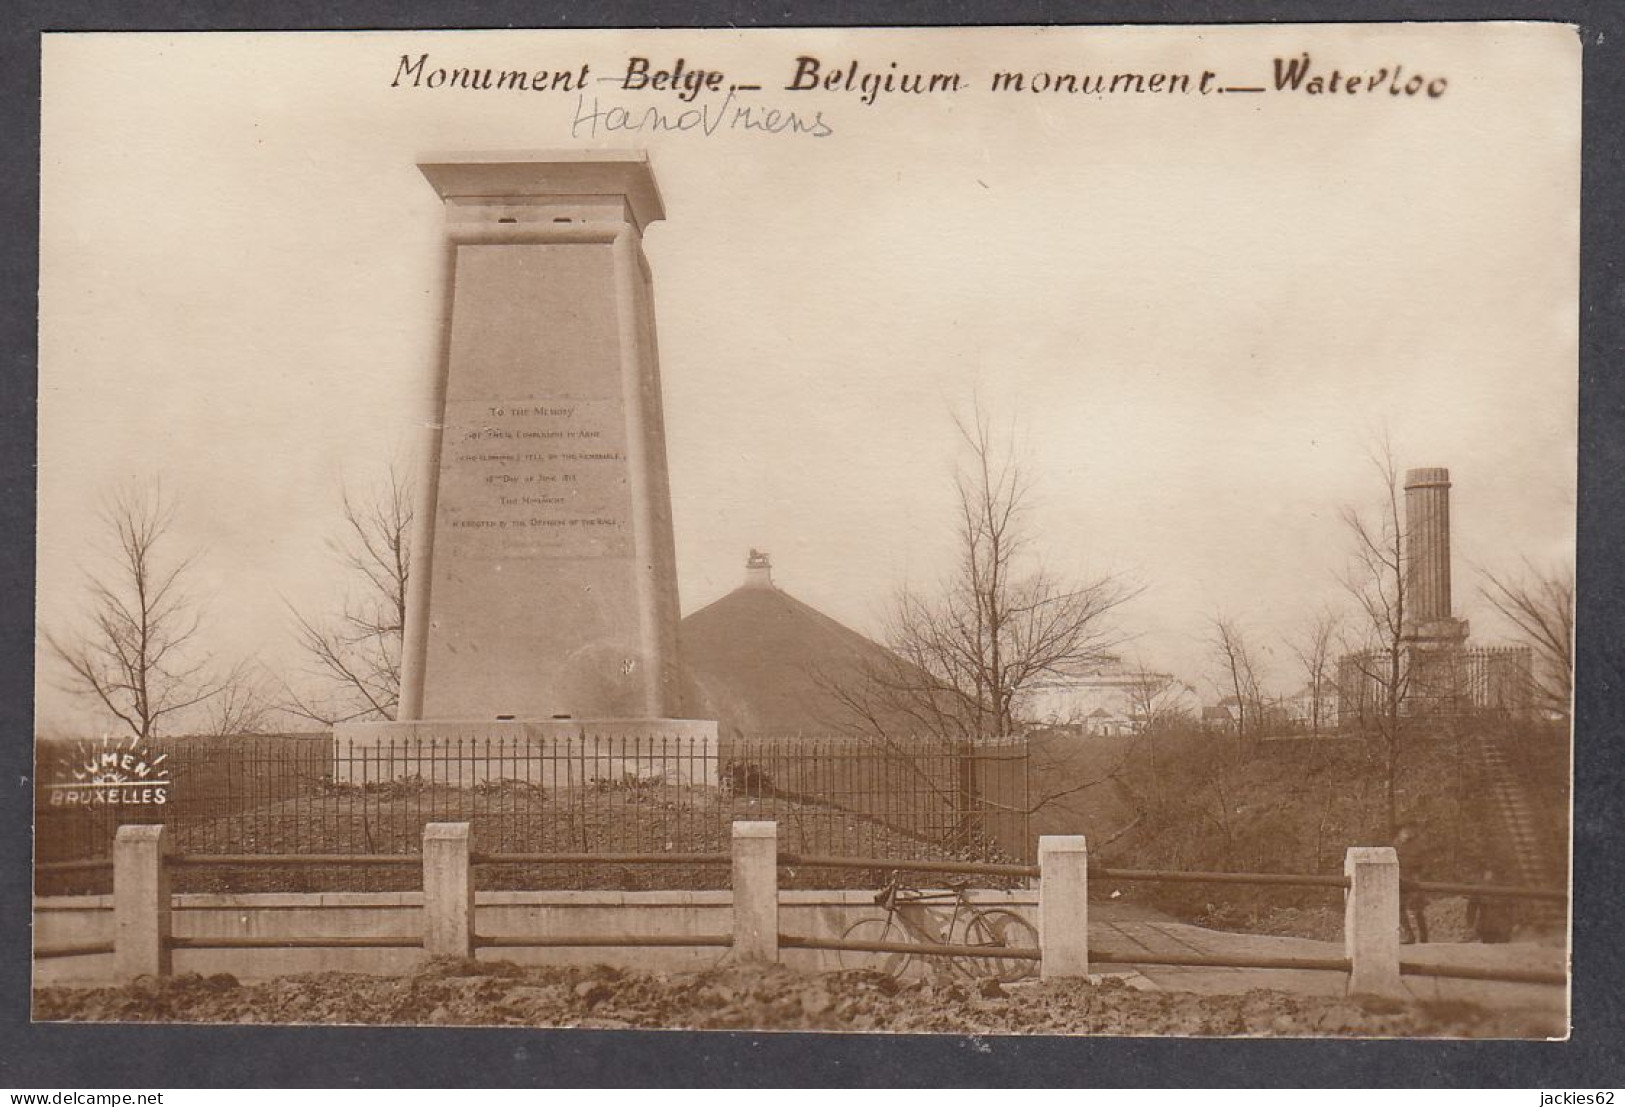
[[836, 872, 1039, 983]]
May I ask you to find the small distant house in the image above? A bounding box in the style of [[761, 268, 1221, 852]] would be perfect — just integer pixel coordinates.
[[1083, 707, 1136, 737], [1284, 681, 1339, 733], [1201, 703, 1239, 734]]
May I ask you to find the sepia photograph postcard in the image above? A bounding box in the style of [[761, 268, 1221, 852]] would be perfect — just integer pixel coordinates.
[[30, 22, 1579, 1042]]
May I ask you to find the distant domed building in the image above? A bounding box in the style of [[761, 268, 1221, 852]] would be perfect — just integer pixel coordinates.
[[679, 551, 927, 738]]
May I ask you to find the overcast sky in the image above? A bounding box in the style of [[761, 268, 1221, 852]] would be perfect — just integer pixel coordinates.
[[36, 24, 1579, 734]]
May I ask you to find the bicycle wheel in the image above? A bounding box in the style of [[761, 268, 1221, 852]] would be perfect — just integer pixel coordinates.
[[838, 916, 911, 979], [957, 908, 1039, 983]]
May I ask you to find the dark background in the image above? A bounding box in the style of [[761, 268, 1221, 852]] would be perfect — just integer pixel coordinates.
[[2, 0, 1620, 1088]]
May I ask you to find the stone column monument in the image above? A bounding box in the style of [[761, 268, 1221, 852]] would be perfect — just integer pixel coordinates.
[[1402, 467, 1470, 648], [335, 151, 714, 784], [1402, 466, 1469, 714]]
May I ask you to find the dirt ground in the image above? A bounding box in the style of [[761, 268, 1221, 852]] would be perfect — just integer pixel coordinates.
[[33, 957, 1566, 1038]]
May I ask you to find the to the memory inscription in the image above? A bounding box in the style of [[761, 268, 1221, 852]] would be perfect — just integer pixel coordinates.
[[438, 398, 633, 559]]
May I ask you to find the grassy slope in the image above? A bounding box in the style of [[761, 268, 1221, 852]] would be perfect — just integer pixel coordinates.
[[1083, 721, 1570, 939]]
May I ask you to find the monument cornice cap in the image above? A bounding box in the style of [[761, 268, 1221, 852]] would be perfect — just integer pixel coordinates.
[[1404, 466, 1451, 489], [417, 150, 665, 227]]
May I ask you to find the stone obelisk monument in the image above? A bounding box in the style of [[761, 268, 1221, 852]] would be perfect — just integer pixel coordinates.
[[337, 151, 714, 781]]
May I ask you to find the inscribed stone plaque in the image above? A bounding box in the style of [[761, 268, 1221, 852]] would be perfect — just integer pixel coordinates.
[[437, 397, 633, 560]]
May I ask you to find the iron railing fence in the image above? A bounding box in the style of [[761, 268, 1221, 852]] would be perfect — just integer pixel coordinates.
[[34, 732, 1031, 894]]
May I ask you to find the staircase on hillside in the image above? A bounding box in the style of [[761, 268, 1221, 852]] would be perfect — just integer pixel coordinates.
[[1466, 731, 1566, 927]]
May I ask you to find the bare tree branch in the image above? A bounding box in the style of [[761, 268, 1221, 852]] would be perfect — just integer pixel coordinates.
[[831, 404, 1138, 742], [1287, 606, 1343, 736], [1207, 613, 1265, 740], [1122, 659, 1194, 735], [1338, 435, 1411, 838], [43, 479, 242, 738], [817, 402, 1139, 843], [1478, 559, 1573, 717], [204, 659, 280, 737], [282, 465, 412, 727]]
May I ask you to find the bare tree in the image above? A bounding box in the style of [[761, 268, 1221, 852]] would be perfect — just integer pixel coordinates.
[[284, 466, 412, 726], [1207, 614, 1264, 740], [821, 405, 1137, 844], [1124, 660, 1194, 736], [1478, 559, 1574, 717], [831, 406, 1137, 741], [1288, 606, 1343, 735], [44, 480, 234, 739], [204, 660, 280, 737], [1339, 438, 1412, 838], [1123, 659, 1195, 811]]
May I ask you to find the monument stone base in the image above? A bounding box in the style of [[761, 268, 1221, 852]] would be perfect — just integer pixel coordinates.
[[332, 717, 719, 788]]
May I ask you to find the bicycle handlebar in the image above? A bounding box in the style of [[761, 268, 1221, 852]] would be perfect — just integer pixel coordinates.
[[874, 874, 974, 909]]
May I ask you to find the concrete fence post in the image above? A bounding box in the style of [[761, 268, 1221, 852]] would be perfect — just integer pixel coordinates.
[[1344, 846, 1403, 998], [423, 822, 474, 959], [731, 821, 779, 962], [113, 823, 171, 981], [1039, 835, 1090, 980]]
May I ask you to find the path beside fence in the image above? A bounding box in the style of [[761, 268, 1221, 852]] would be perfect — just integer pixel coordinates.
[[1086, 910, 1566, 1008]]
